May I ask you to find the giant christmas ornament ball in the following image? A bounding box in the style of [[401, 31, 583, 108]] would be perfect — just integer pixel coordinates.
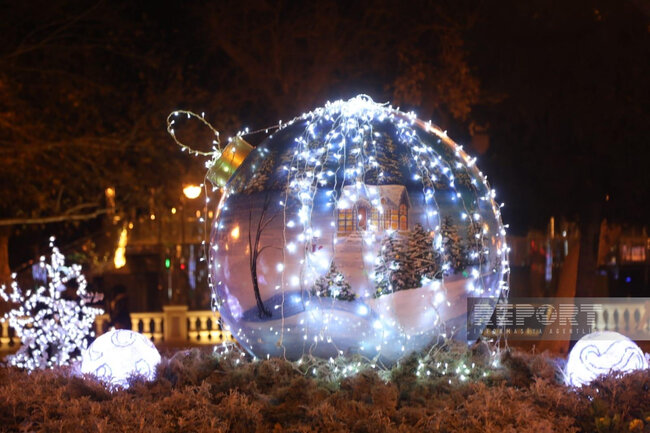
[[565, 331, 648, 387], [210, 96, 508, 362], [81, 330, 161, 387]]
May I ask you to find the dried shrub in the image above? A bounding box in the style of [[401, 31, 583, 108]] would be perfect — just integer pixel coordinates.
[[0, 344, 648, 432]]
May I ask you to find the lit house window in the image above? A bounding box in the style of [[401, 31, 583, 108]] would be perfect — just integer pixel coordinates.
[[371, 209, 380, 231], [384, 209, 392, 230], [337, 209, 354, 232], [399, 204, 408, 230], [338, 185, 410, 234]]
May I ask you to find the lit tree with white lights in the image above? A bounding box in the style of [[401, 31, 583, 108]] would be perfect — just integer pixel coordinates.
[[311, 262, 355, 302], [0, 239, 103, 370]]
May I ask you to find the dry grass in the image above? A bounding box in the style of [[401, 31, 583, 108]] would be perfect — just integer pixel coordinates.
[[0, 344, 649, 432]]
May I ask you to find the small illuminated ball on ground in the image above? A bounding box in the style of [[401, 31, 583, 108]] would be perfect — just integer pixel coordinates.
[[209, 95, 509, 363], [81, 330, 161, 387], [565, 331, 648, 387]]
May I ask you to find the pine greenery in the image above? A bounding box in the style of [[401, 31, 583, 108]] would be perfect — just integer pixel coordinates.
[[405, 223, 441, 285], [440, 216, 467, 274], [466, 220, 487, 266], [311, 262, 356, 301], [365, 135, 402, 184], [373, 231, 408, 296]]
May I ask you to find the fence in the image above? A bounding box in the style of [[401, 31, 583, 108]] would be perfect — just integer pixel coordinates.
[[592, 300, 650, 339], [0, 306, 234, 349], [2, 301, 648, 349]]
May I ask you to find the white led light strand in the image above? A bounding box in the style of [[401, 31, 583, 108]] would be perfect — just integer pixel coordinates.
[[174, 95, 509, 363], [0, 237, 104, 370]]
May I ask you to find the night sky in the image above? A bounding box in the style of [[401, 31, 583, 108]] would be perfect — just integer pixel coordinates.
[[1, 0, 649, 265]]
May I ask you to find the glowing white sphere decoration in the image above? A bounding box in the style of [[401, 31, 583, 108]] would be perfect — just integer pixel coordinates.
[[81, 330, 161, 387], [566, 331, 648, 387], [209, 96, 509, 363]]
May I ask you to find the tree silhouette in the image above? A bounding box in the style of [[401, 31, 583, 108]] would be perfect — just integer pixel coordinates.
[[471, 1, 650, 296], [0, 0, 486, 285], [248, 193, 277, 318]]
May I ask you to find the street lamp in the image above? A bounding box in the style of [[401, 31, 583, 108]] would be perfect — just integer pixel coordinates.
[[182, 184, 201, 199]]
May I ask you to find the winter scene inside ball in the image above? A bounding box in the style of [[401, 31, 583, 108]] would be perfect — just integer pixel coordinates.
[[210, 96, 509, 362]]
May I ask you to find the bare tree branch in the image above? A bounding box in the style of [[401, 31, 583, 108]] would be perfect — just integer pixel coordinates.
[[0, 209, 108, 226]]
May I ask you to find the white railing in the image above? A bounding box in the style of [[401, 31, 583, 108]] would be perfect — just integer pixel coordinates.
[[0, 306, 234, 350], [96, 306, 234, 344], [3, 300, 645, 348], [593, 301, 650, 339]]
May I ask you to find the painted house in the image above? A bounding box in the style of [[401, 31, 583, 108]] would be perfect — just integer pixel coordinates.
[[337, 184, 410, 234]]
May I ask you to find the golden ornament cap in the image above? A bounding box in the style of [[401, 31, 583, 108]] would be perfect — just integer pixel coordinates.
[[207, 136, 254, 187]]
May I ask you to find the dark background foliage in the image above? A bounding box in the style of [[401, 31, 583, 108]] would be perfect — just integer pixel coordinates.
[[0, 0, 648, 288]]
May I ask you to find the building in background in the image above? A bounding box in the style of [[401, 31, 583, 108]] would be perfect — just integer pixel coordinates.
[[97, 187, 213, 313]]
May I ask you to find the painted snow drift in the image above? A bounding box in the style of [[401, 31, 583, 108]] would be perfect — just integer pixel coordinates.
[[210, 96, 508, 362]]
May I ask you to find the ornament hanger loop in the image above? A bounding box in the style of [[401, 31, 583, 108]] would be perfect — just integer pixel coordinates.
[[166, 110, 222, 157]]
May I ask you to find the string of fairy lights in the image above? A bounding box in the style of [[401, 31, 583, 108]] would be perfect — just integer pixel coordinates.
[[0, 237, 104, 370], [169, 95, 510, 364]]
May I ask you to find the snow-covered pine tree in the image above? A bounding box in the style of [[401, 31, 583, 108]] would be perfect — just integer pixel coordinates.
[[405, 223, 441, 287], [241, 147, 276, 194], [373, 230, 410, 296], [440, 215, 466, 274], [0, 239, 103, 370], [466, 219, 487, 266], [365, 134, 402, 184], [310, 262, 355, 301]]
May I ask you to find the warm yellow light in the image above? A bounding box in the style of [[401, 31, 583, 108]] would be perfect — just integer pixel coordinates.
[[150, 214, 156, 220], [208, 211, 214, 219], [128, 222, 134, 229], [105, 187, 115, 199], [230, 225, 240, 240], [114, 227, 128, 269], [183, 184, 201, 199], [195, 210, 201, 218], [171, 207, 177, 214]]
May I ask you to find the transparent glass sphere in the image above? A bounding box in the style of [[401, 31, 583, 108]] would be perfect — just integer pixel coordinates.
[[210, 96, 508, 362]]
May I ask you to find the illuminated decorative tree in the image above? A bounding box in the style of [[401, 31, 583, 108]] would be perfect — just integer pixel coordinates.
[[0, 239, 103, 370], [311, 262, 355, 301]]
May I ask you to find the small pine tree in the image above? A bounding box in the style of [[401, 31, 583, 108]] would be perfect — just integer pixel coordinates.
[[311, 262, 356, 301], [405, 223, 441, 286], [466, 220, 487, 267], [242, 147, 275, 194], [0, 240, 103, 370], [440, 215, 467, 274], [365, 135, 402, 184], [373, 231, 410, 296]]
